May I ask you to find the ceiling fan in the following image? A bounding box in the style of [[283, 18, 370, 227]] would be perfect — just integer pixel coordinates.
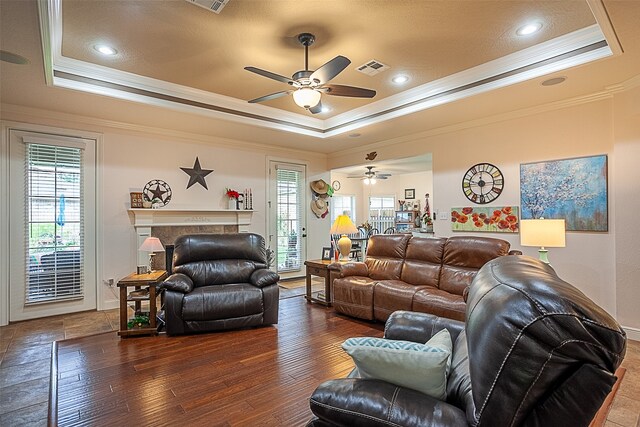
[[348, 166, 392, 184], [244, 33, 376, 113]]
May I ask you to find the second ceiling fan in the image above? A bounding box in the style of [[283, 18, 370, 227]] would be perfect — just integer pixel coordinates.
[[245, 33, 376, 114]]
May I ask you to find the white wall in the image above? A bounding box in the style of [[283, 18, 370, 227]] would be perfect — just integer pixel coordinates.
[[0, 108, 328, 315], [613, 84, 640, 335], [329, 97, 621, 322]]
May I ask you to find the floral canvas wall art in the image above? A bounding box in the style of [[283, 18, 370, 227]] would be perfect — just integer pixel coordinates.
[[451, 206, 519, 232], [520, 155, 608, 231]]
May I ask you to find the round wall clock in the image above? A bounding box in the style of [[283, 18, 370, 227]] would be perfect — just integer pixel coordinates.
[[143, 179, 172, 206], [332, 180, 341, 191], [461, 163, 503, 204]]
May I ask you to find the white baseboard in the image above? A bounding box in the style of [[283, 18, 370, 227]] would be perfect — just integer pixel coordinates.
[[101, 300, 120, 311], [623, 325, 640, 342]]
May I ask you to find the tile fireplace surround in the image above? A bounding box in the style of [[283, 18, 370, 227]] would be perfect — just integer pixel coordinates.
[[128, 208, 253, 270]]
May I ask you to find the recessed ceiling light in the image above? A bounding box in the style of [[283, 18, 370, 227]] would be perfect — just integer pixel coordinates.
[[516, 22, 543, 36], [392, 75, 409, 84], [94, 44, 117, 56], [321, 106, 331, 113], [541, 76, 567, 86]]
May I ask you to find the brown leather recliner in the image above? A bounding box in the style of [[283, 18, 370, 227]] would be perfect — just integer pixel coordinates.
[[308, 256, 627, 426], [329, 234, 512, 322], [159, 233, 279, 335]]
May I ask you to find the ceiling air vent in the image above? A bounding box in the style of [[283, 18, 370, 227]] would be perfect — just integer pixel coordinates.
[[356, 60, 390, 76], [185, 0, 231, 14]]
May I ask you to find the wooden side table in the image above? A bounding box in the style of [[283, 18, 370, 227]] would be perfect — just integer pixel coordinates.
[[117, 270, 167, 337], [304, 259, 350, 306]]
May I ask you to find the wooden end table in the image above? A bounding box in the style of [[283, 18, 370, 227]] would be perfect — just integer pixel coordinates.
[[117, 270, 167, 337], [304, 259, 349, 306]]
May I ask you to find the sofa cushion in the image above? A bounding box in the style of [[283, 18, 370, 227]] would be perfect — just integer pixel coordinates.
[[439, 236, 510, 295], [175, 259, 259, 288], [364, 234, 411, 280], [372, 280, 429, 322], [401, 237, 446, 286], [413, 287, 466, 322], [341, 329, 453, 399], [333, 276, 376, 320], [181, 283, 263, 321]]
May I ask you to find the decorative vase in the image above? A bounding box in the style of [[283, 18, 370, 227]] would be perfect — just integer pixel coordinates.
[[228, 198, 237, 210]]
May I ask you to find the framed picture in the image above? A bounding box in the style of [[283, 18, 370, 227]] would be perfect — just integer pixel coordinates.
[[321, 247, 332, 260], [451, 206, 519, 233], [405, 189, 415, 199], [520, 155, 608, 231]]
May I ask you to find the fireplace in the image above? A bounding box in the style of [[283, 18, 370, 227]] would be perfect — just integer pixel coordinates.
[[129, 208, 253, 270]]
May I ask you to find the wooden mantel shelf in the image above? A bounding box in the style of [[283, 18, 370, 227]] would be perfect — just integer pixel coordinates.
[[128, 208, 254, 228]]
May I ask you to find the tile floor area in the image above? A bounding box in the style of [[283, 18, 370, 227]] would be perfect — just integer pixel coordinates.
[[1, 294, 639, 426]]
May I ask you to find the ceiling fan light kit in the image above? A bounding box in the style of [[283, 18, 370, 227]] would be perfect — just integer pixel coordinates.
[[245, 32, 376, 113], [293, 87, 321, 108]]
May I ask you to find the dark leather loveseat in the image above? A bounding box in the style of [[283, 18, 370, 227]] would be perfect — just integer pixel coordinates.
[[329, 234, 512, 322], [160, 233, 279, 335], [308, 255, 627, 426]]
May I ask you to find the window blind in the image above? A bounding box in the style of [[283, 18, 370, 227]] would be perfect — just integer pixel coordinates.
[[276, 167, 303, 272], [24, 143, 84, 304]]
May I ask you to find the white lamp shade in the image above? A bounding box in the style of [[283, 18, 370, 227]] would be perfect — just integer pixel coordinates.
[[292, 88, 321, 108], [139, 237, 165, 252], [520, 219, 566, 248]]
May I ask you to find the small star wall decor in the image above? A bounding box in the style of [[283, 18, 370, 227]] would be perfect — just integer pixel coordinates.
[[180, 157, 214, 189]]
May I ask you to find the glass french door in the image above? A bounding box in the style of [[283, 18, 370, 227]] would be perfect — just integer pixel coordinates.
[[8, 129, 96, 321], [268, 161, 306, 278]]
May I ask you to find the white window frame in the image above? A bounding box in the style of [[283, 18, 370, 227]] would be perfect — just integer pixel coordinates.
[[331, 194, 356, 224], [368, 195, 396, 233]]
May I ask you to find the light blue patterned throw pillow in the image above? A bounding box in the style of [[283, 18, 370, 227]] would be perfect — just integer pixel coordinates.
[[342, 329, 452, 399]]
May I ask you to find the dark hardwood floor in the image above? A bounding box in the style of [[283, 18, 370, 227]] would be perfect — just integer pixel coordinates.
[[53, 297, 384, 426]]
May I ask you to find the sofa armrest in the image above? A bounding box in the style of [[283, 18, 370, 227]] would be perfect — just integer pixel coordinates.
[[328, 261, 368, 278], [384, 310, 465, 344], [158, 273, 194, 293], [250, 269, 280, 288], [309, 379, 467, 426]]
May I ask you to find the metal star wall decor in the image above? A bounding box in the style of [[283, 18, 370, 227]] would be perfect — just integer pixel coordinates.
[[180, 157, 213, 189]]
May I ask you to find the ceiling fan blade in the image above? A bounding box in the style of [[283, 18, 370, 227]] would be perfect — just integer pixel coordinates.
[[309, 56, 351, 85], [308, 101, 323, 114], [244, 67, 295, 85], [248, 90, 293, 103], [323, 84, 376, 98]]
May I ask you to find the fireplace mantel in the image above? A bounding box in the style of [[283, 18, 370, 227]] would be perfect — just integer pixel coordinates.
[[129, 208, 254, 265], [129, 208, 253, 228]]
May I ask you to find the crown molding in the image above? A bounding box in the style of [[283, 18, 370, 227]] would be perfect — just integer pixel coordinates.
[[586, 0, 624, 55], [39, 0, 614, 139], [0, 103, 327, 159], [328, 89, 615, 160]]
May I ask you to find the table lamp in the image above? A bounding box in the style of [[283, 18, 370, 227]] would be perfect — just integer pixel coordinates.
[[330, 215, 359, 260], [520, 218, 566, 264], [139, 237, 165, 273]]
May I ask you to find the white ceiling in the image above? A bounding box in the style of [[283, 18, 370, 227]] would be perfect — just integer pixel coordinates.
[[1, 1, 639, 154]]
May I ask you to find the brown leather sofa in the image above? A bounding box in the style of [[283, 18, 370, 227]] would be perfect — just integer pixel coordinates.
[[308, 255, 627, 426], [329, 234, 512, 322], [159, 233, 279, 335]]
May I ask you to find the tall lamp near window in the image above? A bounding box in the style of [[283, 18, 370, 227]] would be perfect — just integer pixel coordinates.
[[330, 215, 359, 260]]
